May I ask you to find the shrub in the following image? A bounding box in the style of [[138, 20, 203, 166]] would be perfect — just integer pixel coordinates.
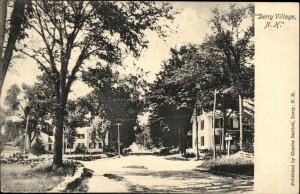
[[74, 145, 87, 154], [243, 131, 254, 153], [184, 152, 195, 158], [31, 137, 46, 157]]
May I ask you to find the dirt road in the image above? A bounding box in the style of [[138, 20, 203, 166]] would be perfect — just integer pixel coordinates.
[[81, 155, 254, 193]]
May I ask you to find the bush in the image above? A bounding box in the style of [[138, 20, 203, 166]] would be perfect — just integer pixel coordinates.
[[243, 131, 254, 153], [184, 152, 195, 158], [74, 145, 87, 154], [31, 137, 46, 157]]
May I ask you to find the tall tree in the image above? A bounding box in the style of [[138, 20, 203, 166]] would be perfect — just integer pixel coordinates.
[[15, 1, 175, 167], [205, 3, 254, 149], [4, 73, 56, 149], [80, 65, 147, 148], [0, 0, 31, 93]]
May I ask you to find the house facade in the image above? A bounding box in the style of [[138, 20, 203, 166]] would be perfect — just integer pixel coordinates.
[[190, 107, 240, 154], [64, 126, 109, 153], [35, 126, 109, 153]]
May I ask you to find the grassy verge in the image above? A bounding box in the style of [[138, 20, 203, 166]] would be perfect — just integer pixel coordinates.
[[64, 168, 93, 192], [198, 156, 254, 176], [1, 161, 77, 192], [165, 156, 190, 161]]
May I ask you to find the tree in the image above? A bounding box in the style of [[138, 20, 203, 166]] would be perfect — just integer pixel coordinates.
[[15, 1, 175, 166], [3, 74, 56, 150], [205, 3, 254, 149], [146, 45, 223, 149], [81, 65, 147, 148], [0, 0, 31, 92], [146, 38, 254, 153]]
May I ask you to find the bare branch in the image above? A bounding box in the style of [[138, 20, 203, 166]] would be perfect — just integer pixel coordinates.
[[16, 49, 53, 79]]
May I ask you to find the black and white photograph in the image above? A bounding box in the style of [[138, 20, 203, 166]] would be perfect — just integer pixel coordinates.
[[0, 1, 298, 193]]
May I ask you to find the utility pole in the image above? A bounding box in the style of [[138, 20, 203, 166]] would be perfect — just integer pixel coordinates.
[[195, 101, 199, 160], [239, 94, 243, 150], [24, 115, 29, 154], [178, 125, 181, 154], [117, 123, 121, 158], [212, 89, 217, 159]]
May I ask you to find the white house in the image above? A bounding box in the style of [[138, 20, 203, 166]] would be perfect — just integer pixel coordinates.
[[189, 105, 240, 155], [34, 126, 109, 153], [65, 126, 109, 153]]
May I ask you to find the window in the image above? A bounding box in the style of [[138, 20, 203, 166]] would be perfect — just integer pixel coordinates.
[[67, 143, 73, 149], [49, 144, 52, 151], [232, 118, 239, 129], [215, 119, 220, 128], [98, 143, 102, 149], [89, 143, 96, 149], [215, 135, 221, 145], [78, 134, 85, 139], [200, 136, 204, 146], [201, 120, 204, 130], [214, 118, 224, 128]]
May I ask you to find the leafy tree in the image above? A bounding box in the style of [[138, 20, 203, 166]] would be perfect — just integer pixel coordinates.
[[3, 74, 56, 149], [146, 38, 254, 151], [80, 65, 147, 148], [15, 1, 175, 166], [146, 45, 219, 148], [4, 84, 23, 113], [204, 3, 254, 149], [74, 144, 87, 154]]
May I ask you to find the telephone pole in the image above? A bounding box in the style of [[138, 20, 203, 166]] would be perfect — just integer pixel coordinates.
[[117, 123, 121, 158], [212, 89, 217, 159], [24, 115, 29, 154], [195, 101, 200, 160]]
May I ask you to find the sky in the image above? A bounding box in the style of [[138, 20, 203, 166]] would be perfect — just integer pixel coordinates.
[[1, 2, 242, 124]]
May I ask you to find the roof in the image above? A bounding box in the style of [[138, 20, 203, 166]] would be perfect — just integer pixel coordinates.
[[205, 109, 238, 118], [39, 131, 54, 143]]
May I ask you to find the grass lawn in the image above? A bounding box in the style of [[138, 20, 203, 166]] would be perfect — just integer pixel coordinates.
[[198, 155, 254, 176], [1, 161, 77, 192]]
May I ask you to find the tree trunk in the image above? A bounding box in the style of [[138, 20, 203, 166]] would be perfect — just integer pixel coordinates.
[[0, 0, 28, 92], [0, 0, 8, 93], [53, 109, 64, 167]]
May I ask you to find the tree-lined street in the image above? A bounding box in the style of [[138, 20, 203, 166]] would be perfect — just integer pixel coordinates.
[[1, 2, 255, 193]]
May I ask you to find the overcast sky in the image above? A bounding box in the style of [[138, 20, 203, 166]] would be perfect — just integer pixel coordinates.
[[1, 2, 240, 123]]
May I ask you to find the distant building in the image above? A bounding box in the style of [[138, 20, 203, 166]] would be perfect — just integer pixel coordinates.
[[65, 126, 108, 153], [33, 126, 109, 153]]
